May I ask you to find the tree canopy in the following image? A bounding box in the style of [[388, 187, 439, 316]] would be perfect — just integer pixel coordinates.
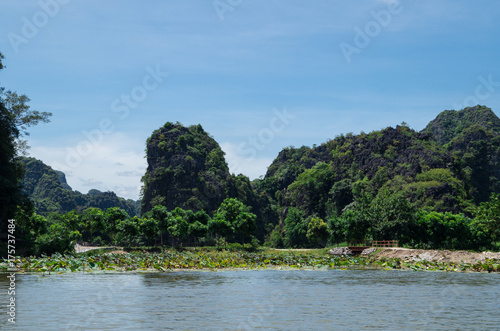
[[0, 52, 52, 255]]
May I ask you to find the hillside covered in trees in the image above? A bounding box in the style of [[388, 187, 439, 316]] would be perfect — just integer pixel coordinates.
[[2, 95, 500, 255], [260, 105, 500, 248], [141, 121, 275, 240], [141, 122, 231, 214], [422, 105, 500, 203], [136, 107, 500, 250]]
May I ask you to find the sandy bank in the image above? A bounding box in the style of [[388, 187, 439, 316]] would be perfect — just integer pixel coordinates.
[[372, 247, 500, 264]]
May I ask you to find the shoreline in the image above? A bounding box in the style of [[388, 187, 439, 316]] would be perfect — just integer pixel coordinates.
[[370, 247, 500, 264], [2, 247, 499, 274]]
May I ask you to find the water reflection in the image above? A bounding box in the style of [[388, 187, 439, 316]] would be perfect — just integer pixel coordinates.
[[143, 271, 228, 287], [1, 270, 499, 330]]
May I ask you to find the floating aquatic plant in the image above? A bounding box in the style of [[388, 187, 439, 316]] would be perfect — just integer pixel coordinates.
[[1, 250, 498, 274]]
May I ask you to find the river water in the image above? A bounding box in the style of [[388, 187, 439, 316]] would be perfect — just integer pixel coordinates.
[[1, 269, 499, 330]]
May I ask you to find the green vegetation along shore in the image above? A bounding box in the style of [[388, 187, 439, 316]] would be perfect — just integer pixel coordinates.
[[2, 248, 499, 274]]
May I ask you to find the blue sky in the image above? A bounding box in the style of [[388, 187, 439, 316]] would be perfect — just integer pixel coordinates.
[[1, 0, 500, 200]]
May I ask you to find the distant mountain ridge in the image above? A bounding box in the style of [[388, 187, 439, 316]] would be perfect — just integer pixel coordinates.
[[20, 157, 140, 216]]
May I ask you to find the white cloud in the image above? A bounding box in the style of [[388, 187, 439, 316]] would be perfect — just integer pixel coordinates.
[[220, 142, 274, 180], [28, 132, 146, 200], [116, 170, 144, 177]]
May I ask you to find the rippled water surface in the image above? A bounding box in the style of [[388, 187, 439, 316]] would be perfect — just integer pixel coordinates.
[[1, 269, 499, 330]]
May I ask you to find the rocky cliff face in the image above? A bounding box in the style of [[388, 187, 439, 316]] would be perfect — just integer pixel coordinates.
[[141, 122, 231, 214]]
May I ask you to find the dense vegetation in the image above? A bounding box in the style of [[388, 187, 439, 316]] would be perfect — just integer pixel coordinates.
[[141, 122, 276, 240], [422, 105, 500, 203], [11, 197, 257, 256], [3, 249, 499, 274], [0, 83, 24, 235], [259, 107, 500, 250], [82, 110, 500, 253], [1, 46, 500, 256], [141, 122, 231, 214]]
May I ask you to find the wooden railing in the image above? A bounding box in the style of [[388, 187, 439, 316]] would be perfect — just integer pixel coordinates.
[[371, 240, 398, 247], [346, 240, 399, 247]]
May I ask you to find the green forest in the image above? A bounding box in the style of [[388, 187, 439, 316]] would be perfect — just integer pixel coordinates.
[[1, 50, 500, 257]]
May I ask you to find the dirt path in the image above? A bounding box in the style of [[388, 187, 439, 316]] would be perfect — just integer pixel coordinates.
[[74, 244, 125, 254], [74, 244, 100, 253], [373, 247, 500, 264]]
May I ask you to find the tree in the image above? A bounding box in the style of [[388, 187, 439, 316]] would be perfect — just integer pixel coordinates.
[[80, 208, 105, 242], [329, 178, 353, 217], [0, 90, 52, 154], [368, 189, 416, 242], [15, 207, 47, 255], [0, 97, 24, 235], [187, 210, 210, 244], [167, 207, 190, 246], [213, 198, 256, 244], [139, 217, 160, 246], [105, 207, 129, 243], [283, 207, 309, 248], [36, 222, 77, 256], [286, 162, 335, 219], [306, 218, 330, 247], [234, 213, 256, 244], [475, 193, 500, 240], [208, 217, 232, 249], [0, 51, 51, 255], [117, 216, 140, 246], [59, 210, 81, 232], [329, 209, 369, 244], [144, 205, 170, 245]]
